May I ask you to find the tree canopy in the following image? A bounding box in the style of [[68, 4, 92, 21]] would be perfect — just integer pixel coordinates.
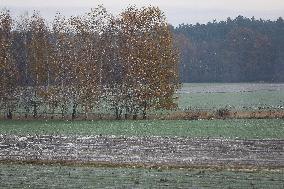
[[0, 6, 179, 120]]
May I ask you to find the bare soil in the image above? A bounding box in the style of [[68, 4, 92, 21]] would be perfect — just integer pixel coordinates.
[[0, 135, 283, 169]]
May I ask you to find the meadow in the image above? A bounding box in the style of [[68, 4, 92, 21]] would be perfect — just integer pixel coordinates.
[[178, 83, 284, 111], [0, 163, 283, 189], [0, 119, 283, 139]]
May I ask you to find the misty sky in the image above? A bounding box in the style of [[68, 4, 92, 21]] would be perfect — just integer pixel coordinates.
[[1, 0, 284, 25]]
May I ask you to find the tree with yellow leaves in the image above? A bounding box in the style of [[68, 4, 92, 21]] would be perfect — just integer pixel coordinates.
[[0, 10, 18, 119], [116, 6, 179, 119], [0, 6, 180, 120], [27, 11, 53, 118]]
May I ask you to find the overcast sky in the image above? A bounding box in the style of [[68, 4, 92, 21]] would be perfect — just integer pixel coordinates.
[[1, 0, 284, 26]]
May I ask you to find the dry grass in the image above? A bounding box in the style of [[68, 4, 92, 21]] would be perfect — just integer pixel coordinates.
[[1, 110, 284, 120], [157, 110, 284, 120]]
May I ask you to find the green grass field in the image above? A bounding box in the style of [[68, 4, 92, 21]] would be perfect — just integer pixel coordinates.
[[0, 119, 283, 139], [0, 163, 283, 189], [5, 83, 283, 117], [178, 83, 284, 110], [178, 91, 284, 110]]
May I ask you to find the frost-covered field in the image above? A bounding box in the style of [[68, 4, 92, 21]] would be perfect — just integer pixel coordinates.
[[1, 135, 283, 168], [0, 163, 283, 189], [0, 119, 283, 188], [0, 133, 283, 188]]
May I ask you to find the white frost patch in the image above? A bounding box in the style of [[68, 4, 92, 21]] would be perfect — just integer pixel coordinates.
[[66, 143, 75, 147], [77, 136, 92, 140], [18, 137, 27, 141]]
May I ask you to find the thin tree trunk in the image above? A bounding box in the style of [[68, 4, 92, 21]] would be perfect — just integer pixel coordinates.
[[33, 90, 38, 118], [115, 107, 121, 120], [125, 107, 129, 120], [33, 103, 37, 118], [7, 109, 12, 119], [72, 103, 77, 120], [61, 105, 65, 119], [84, 106, 88, 120], [133, 114, 137, 120], [142, 101, 147, 120], [51, 106, 55, 119], [133, 109, 138, 120]]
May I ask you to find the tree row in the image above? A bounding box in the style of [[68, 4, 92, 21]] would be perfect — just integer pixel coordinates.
[[0, 6, 179, 120]]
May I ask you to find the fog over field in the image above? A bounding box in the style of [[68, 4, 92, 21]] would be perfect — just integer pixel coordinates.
[[1, 0, 284, 25]]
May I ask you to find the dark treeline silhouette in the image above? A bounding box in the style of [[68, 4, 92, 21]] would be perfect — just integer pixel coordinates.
[[174, 16, 284, 82]]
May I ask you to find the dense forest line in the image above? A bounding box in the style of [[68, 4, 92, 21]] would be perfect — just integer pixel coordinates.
[[174, 16, 284, 82]]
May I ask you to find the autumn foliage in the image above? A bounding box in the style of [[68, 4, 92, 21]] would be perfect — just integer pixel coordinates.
[[0, 6, 180, 120]]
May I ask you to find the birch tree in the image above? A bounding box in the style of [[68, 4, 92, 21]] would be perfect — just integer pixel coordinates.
[[27, 12, 52, 117], [117, 6, 180, 119], [0, 10, 18, 119]]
